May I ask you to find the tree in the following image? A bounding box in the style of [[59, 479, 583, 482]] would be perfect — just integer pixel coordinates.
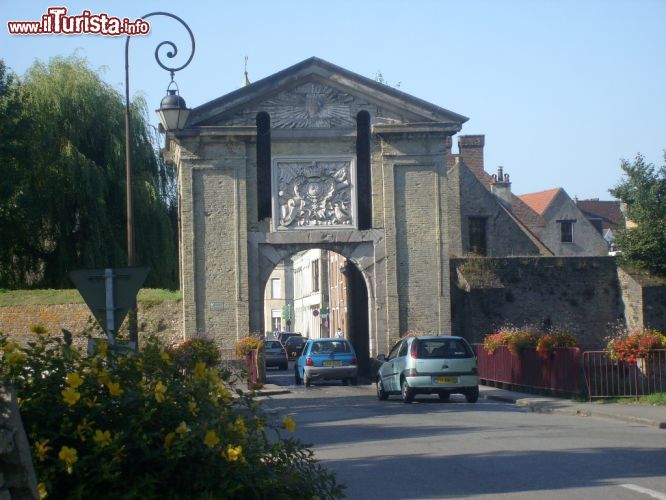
[[609, 153, 666, 276], [0, 56, 178, 289]]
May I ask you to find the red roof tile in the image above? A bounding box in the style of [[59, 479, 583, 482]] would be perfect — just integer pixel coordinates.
[[518, 188, 562, 215]]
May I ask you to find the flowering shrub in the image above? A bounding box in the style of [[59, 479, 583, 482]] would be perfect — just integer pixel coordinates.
[[482, 332, 507, 355], [482, 327, 538, 355], [483, 327, 578, 357], [167, 337, 221, 370], [535, 332, 578, 359], [235, 336, 263, 357], [607, 328, 666, 363], [0, 332, 344, 498]]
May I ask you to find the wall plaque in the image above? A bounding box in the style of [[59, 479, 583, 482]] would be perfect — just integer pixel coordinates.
[[272, 156, 356, 231]]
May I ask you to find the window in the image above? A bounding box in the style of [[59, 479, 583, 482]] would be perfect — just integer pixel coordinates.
[[271, 278, 281, 299], [398, 341, 409, 357], [271, 309, 281, 332], [387, 340, 403, 360], [469, 217, 487, 255], [558, 220, 575, 243], [312, 259, 320, 292]]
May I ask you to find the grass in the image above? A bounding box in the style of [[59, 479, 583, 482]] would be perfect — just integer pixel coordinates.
[[0, 288, 182, 306], [590, 392, 666, 406]]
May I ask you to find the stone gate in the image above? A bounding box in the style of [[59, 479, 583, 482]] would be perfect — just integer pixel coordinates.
[[166, 57, 467, 357]]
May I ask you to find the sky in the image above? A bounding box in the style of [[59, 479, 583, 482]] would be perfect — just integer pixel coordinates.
[[2, 0, 665, 201]]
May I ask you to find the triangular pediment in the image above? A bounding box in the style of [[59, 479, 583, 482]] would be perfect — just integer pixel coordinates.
[[188, 57, 468, 129]]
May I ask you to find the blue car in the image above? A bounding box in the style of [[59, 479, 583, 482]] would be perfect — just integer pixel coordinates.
[[295, 338, 358, 387]]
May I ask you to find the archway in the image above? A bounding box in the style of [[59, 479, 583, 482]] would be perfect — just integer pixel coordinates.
[[259, 245, 373, 375]]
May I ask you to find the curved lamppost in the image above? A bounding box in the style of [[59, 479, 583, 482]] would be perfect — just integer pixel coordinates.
[[124, 12, 195, 345]]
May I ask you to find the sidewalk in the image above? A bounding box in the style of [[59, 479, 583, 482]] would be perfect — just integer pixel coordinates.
[[249, 382, 666, 429], [480, 385, 666, 430]]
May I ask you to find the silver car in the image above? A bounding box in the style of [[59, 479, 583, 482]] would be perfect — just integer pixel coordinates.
[[376, 336, 479, 403]]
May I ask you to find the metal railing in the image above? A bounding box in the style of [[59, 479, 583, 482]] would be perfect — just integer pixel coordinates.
[[583, 349, 666, 400], [474, 345, 581, 395]]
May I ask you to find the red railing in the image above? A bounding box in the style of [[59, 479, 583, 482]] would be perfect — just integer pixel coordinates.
[[246, 349, 266, 390], [474, 345, 581, 395], [583, 349, 666, 400]]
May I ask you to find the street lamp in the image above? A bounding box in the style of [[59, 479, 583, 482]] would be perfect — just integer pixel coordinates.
[[124, 12, 195, 345]]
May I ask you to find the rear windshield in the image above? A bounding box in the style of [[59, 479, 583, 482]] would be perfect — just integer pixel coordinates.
[[285, 337, 304, 345], [310, 341, 351, 354], [414, 338, 473, 359], [264, 341, 283, 349]]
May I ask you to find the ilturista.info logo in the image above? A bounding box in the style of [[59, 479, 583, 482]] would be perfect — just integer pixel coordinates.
[[7, 7, 150, 36]]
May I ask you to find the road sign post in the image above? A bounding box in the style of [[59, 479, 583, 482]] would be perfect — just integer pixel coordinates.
[[69, 267, 149, 348]]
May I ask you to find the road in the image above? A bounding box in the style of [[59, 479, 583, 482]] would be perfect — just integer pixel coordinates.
[[263, 364, 666, 499]]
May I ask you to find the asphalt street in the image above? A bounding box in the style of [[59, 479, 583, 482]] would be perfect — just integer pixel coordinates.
[[262, 364, 666, 500]]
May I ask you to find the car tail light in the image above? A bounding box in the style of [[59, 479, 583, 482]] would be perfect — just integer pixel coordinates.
[[350, 357, 357, 366], [406, 368, 418, 377], [306, 358, 314, 366], [410, 339, 419, 359]]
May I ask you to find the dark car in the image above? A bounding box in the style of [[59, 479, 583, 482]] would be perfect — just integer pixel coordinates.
[[263, 340, 288, 370], [284, 335, 307, 359], [276, 332, 302, 346]]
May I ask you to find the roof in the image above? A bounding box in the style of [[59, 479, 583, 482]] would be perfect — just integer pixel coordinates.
[[576, 199, 625, 230], [187, 57, 469, 127], [518, 188, 562, 215]]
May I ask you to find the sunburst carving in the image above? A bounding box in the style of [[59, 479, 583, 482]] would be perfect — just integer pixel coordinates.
[[263, 83, 353, 128]]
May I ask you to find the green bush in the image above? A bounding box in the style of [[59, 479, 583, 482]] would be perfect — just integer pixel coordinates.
[[0, 332, 344, 498], [167, 337, 221, 370]]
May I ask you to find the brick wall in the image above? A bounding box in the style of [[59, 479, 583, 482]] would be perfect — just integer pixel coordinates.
[[451, 257, 625, 348], [0, 302, 184, 348]]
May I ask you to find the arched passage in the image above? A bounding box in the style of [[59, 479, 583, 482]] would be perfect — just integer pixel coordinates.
[[249, 230, 387, 372], [260, 248, 371, 374]]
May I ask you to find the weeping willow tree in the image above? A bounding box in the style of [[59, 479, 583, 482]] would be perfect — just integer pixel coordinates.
[[0, 56, 178, 289]]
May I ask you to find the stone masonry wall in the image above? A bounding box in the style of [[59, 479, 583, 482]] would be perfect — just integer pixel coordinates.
[[0, 302, 184, 350], [451, 257, 624, 348]]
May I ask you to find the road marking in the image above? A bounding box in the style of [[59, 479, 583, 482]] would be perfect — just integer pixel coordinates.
[[621, 484, 666, 499]]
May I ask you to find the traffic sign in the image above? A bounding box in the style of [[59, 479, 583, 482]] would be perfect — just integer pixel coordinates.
[[69, 267, 150, 340]]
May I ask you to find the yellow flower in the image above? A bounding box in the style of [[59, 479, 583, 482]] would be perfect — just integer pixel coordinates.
[[203, 430, 220, 449], [97, 340, 108, 356], [229, 417, 247, 435], [6, 350, 27, 366], [154, 381, 167, 403], [93, 429, 112, 447], [34, 439, 51, 461], [283, 415, 296, 433], [187, 400, 199, 416], [161, 351, 171, 364], [164, 432, 176, 449], [97, 369, 110, 386], [176, 421, 190, 434], [218, 387, 232, 404], [106, 381, 123, 397], [84, 397, 99, 409], [58, 446, 77, 473], [61, 386, 81, 406], [38, 482, 48, 499], [65, 372, 84, 388], [76, 418, 93, 441], [2, 341, 16, 352], [112, 445, 126, 463], [194, 362, 206, 381], [224, 444, 243, 462]]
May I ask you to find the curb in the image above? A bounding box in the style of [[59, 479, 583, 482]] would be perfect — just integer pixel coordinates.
[[483, 393, 666, 430]]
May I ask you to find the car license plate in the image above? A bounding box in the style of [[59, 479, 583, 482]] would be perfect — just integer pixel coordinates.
[[323, 360, 341, 367], [435, 376, 458, 384]]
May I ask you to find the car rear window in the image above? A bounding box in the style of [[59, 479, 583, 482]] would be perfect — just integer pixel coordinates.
[[414, 338, 473, 359], [265, 341, 283, 349], [286, 337, 304, 345], [310, 341, 351, 354]]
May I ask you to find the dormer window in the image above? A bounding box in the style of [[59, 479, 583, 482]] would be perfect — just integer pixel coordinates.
[[558, 219, 575, 243]]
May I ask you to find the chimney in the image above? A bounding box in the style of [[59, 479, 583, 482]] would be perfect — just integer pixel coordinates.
[[490, 166, 512, 208], [458, 135, 485, 181], [445, 135, 456, 169]]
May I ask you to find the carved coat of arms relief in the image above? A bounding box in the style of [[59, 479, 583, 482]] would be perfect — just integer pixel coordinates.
[[273, 158, 356, 230]]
